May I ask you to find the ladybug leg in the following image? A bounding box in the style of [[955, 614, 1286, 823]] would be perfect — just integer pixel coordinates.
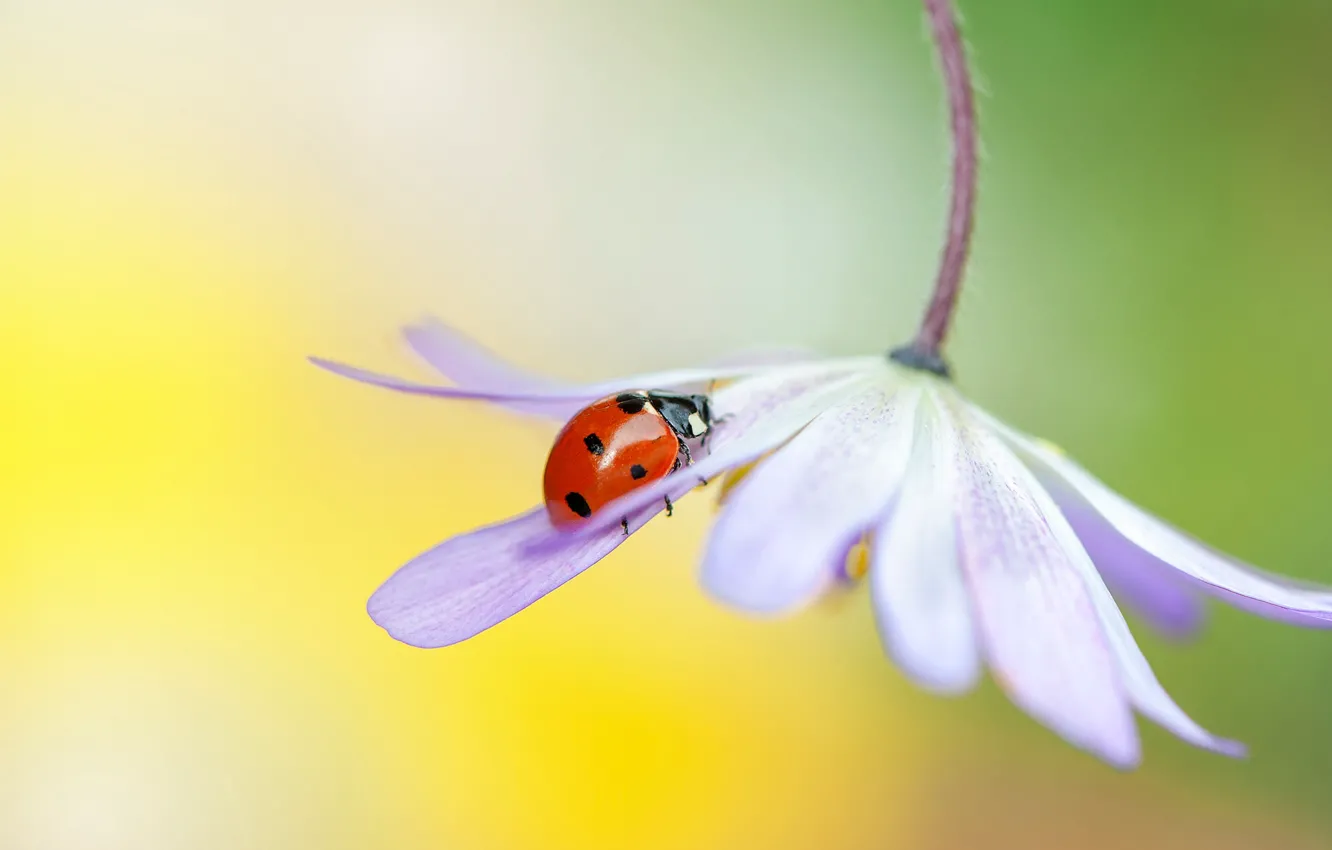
[[693, 433, 714, 485], [700, 414, 733, 452], [621, 517, 629, 536], [675, 437, 709, 486], [664, 495, 674, 517]]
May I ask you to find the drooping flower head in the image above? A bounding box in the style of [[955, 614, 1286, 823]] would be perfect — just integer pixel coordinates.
[[311, 0, 1332, 768]]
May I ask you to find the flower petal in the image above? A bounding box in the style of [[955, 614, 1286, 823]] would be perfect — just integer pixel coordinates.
[[311, 355, 785, 401], [980, 410, 1332, 628], [700, 381, 923, 613], [871, 389, 980, 694], [971, 423, 1246, 758], [312, 347, 877, 423], [406, 318, 819, 392], [534, 365, 877, 545], [950, 406, 1141, 768], [309, 356, 560, 402], [548, 367, 873, 546], [1052, 484, 1205, 639], [367, 506, 650, 648], [401, 319, 586, 418], [403, 318, 566, 395]]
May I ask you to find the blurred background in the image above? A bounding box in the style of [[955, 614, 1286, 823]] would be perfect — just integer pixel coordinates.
[[4, 0, 1332, 847]]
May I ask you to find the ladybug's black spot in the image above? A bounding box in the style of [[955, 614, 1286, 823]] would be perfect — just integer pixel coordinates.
[[615, 392, 648, 415], [630, 464, 648, 480], [583, 433, 605, 456], [564, 492, 593, 518]]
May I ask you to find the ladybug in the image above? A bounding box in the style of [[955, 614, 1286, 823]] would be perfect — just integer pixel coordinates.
[[543, 390, 715, 534]]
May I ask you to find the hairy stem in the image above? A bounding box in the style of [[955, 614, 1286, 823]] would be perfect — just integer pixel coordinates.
[[908, 0, 977, 360]]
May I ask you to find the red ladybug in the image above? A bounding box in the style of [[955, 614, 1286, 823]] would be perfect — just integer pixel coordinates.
[[543, 391, 715, 533]]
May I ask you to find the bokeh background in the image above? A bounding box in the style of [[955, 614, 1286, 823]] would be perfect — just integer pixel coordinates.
[[4, 1, 1332, 848]]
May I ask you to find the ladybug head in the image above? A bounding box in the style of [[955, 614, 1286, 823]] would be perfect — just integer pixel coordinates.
[[645, 391, 713, 440]]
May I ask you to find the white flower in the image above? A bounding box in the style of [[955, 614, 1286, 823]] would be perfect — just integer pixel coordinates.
[[312, 0, 1331, 772], [313, 318, 1332, 768]]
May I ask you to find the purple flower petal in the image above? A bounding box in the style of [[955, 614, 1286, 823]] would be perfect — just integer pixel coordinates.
[[973, 424, 1246, 759], [700, 382, 922, 613], [1051, 484, 1205, 639], [309, 357, 562, 402], [871, 392, 980, 694], [368, 506, 653, 648], [403, 319, 825, 413], [311, 355, 779, 400], [952, 413, 1141, 768], [402, 319, 585, 418], [533, 365, 875, 546], [979, 410, 1332, 629], [403, 318, 568, 394], [406, 318, 818, 392], [310, 351, 868, 424]]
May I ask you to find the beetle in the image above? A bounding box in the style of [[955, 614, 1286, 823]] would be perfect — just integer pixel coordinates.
[[542, 390, 714, 534]]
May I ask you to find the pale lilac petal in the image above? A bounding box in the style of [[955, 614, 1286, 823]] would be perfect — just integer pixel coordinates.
[[312, 355, 781, 400], [406, 318, 818, 391], [700, 382, 922, 613], [533, 365, 876, 547], [663, 348, 827, 397], [402, 319, 585, 418], [404, 318, 823, 410], [310, 357, 563, 402], [871, 390, 980, 694], [978, 409, 1332, 629], [368, 505, 657, 648], [951, 408, 1140, 768], [707, 360, 881, 425], [1053, 485, 1205, 639], [306, 354, 664, 421], [971, 423, 1246, 758], [403, 318, 566, 394], [311, 350, 874, 420]]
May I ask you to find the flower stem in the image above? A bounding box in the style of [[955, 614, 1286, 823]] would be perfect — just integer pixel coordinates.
[[894, 0, 977, 373]]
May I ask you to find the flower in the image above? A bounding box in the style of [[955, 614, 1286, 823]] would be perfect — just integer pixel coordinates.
[[312, 0, 1329, 773], [313, 317, 1332, 769]]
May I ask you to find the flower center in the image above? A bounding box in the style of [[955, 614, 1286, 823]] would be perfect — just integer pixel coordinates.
[[888, 344, 952, 379], [841, 538, 871, 583]]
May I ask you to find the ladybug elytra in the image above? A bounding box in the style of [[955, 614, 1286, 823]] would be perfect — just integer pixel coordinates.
[[543, 391, 714, 533]]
